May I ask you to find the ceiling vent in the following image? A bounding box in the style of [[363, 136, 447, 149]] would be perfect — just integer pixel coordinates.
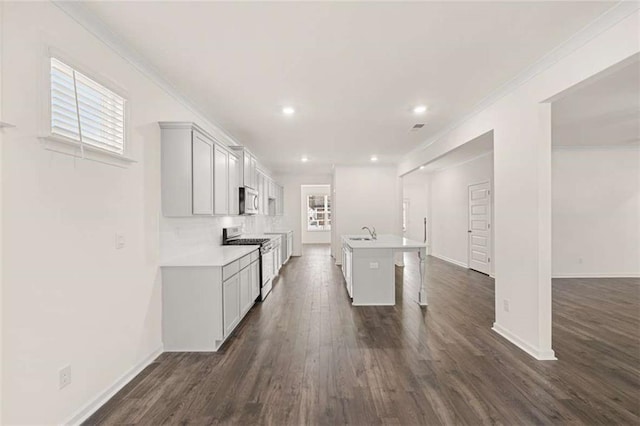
[[410, 123, 425, 132]]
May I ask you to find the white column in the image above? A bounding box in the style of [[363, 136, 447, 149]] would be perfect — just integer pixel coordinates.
[[492, 102, 555, 360]]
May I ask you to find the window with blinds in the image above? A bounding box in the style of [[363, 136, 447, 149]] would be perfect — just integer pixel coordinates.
[[50, 57, 126, 155]]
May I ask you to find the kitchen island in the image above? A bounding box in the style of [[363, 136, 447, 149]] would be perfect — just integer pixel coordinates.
[[341, 234, 428, 306]]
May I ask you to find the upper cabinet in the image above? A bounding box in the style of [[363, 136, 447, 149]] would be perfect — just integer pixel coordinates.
[[160, 122, 232, 217], [228, 152, 240, 216], [159, 122, 283, 218], [230, 147, 258, 190]]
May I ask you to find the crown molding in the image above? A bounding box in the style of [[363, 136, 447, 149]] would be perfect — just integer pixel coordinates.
[[411, 0, 640, 155], [51, 1, 241, 148]]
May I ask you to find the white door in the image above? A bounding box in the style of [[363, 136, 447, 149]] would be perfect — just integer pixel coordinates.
[[468, 182, 492, 275]]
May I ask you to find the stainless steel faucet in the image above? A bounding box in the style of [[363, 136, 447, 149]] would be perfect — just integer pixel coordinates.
[[362, 226, 377, 240]]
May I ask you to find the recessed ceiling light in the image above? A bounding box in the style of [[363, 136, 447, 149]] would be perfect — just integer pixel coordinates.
[[413, 105, 427, 114], [371, 155, 378, 162], [282, 106, 295, 115], [301, 156, 308, 162], [419, 165, 425, 170]]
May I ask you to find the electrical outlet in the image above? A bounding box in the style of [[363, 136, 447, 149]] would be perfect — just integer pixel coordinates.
[[59, 365, 71, 389], [115, 232, 125, 249], [503, 299, 510, 312]]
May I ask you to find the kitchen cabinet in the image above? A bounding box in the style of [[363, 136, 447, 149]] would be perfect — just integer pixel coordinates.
[[160, 122, 235, 217], [214, 145, 229, 215], [192, 131, 214, 215], [230, 147, 258, 190], [162, 247, 259, 351], [286, 231, 293, 260], [223, 273, 240, 337], [257, 170, 270, 216], [228, 152, 240, 215], [250, 259, 260, 300], [341, 241, 353, 298], [240, 266, 252, 316]]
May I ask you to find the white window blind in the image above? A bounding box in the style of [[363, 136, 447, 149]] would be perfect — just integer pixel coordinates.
[[50, 57, 126, 155]]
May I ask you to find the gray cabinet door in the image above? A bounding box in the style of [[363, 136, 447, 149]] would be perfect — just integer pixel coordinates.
[[192, 131, 214, 215], [228, 153, 239, 215], [240, 266, 252, 315], [250, 261, 260, 300], [223, 274, 240, 337], [214, 145, 229, 215]]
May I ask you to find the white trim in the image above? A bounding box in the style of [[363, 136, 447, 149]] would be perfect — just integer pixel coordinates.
[[40, 135, 137, 168], [492, 323, 557, 361], [64, 345, 164, 426], [411, 1, 640, 154], [0, 121, 15, 129], [51, 1, 240, 149], [553, 272, 640, 279], [429, 253, 468, 269], [552, 144, 640, 151]]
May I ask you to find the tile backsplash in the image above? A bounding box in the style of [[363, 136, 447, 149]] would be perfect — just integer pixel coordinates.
[[160, 215, 284, 261]]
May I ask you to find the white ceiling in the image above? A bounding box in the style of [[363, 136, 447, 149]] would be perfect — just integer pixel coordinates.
[[81, 1, 616, 174], [552, 58, 640, 147]]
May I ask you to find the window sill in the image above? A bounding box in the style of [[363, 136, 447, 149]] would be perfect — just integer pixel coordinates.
[[39, 135, 137, 168]]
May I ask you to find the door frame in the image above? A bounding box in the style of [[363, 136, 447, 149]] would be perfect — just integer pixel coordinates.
[[467, 180, 492, 274]]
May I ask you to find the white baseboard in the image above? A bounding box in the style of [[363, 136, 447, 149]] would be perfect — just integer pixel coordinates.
[[65, 345, 164, 426], [430, 253, 468, 269], [492, 323, 556, 361], [553, 272, 640, 279]]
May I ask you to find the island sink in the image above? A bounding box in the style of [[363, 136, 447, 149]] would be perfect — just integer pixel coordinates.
[[341, 234, 428, 306]]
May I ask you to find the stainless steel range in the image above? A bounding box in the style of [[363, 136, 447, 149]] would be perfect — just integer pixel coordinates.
[[223, 226, 276, 301]]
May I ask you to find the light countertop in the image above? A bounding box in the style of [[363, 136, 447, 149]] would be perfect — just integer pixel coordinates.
[[342, 234, 427, 250], [265, 229, 293, 234], [161, 245, 259, 267]]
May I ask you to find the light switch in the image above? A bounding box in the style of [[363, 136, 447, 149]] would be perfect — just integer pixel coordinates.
[[369, 262, 379, 269], [115, 232, 125, 249]]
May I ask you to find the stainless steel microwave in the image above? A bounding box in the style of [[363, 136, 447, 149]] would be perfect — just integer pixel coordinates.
[[239, 187, 259, 215]]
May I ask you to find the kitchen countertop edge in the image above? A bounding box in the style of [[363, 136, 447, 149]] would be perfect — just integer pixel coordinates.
[[161, 245, 260, 268]]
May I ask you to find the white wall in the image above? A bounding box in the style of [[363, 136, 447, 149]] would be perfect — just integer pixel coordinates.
[[0, 2, 259, 424], [332, 166, 403, 264], [402, 179, 428, 244], [0, 1, 4, 420], [553, 147, 640, 277], [429, 153, 494, 273], [301, 185, 331, 244], [398, 9, 639, 359], [273, 174, 332, 256]]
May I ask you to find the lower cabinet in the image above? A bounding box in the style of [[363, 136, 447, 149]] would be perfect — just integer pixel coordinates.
[[162, 248, 260, 352], [287, 232, 293, 261], [250, 259, 260, 301], [342, 243, 353, 298], [240, 265, 253, 316], [223, 273, 240, 337]]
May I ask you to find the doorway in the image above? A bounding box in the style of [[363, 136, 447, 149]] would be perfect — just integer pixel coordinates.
[[301, 185, 332, 246], [468, 181, 492, 275]]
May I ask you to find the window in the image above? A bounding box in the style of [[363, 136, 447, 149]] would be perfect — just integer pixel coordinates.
[[50, 57, 126, 155], [307, 195, 331, 231]]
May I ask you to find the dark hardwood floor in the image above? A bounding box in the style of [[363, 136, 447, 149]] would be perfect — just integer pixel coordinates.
[[87, 244, 640, 425]]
